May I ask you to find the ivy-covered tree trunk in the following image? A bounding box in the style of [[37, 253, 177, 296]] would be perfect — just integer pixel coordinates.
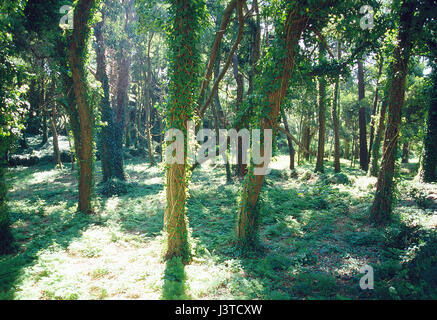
[[368, 56, 383, 167], [233, 53, 246, 178], [421, 65, 437, 182], [315, 42, 327, 173], [369, 100, 387, 176], [358, 60, 368, 172], [164, 0, 202, 263], [332, 40, 341, 173], [95, 12, 116, 182], [68, 0, 99, 213], [237, 7, 309, 247], [0, 142, 14, 255], [370, 0, 417, 224], [301, 122, 311, 161], [281, 107, 295, 173], [113, 57, 129, 181], [113, 1, 133, 181], [247, 0, 260, 98]]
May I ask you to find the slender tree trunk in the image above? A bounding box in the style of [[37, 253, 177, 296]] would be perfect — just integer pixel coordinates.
[[68, 0, 98, 214], [113, 1, 133, 180], [0, 162, 13, 254], [232, 53, 246, 178], [301, 122, 311, 161], [421, 65, 437, 182], [358, 60, 368, 172], [212, 51, 232, 183], [158, 110, 164, 162], [66, 124, 75, 171], [332, 40, 341, 173], [281, 108, 296, 174], [247, 0, 260, 98], [401, 142, 410, 163], [51, 104, 63, 168], [145, 33, 156, 166], [42, 106, 48, 145], [370, 0, 418, 224], [95, 12, 115, 182], [369, 100, 387, 176], [344, 137, 350, 160], [368, 55, 383, 166], [315, 42, 327, 173], [237, 7, 309, 247]]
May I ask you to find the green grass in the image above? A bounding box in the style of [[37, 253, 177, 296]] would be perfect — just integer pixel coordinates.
[[0, 154, 436, 300]]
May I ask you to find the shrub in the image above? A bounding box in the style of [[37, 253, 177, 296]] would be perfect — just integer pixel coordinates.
[[409, 187, 433, 209], [99, 177, 129, 196]]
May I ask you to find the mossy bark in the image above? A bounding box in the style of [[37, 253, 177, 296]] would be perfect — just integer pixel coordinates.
[[95, 13, 116, 182], [358, 60, 368, 172], [332, 40, 341, 173], [369, 100, 387, 177], [368, 56, 383, 168], [0, 156, 14, 255], [164, 0, 201, 263], [68, 0, 98, 214], [315, 43, 327, 174], [113, 1, 133, 181], [421, 65, 437, 182], [370, 0, 417, 224]]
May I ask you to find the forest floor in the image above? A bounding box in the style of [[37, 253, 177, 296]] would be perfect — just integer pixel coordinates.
[[1, 144, 436, 299]]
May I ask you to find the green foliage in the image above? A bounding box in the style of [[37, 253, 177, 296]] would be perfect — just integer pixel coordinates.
[[330, 173, 351, 185], [99, 177, 129, 196], [344, 229, 384, 246], [161, 257, 189, 300], [293, 271, 338, 299], [409, 187, 433, 209]]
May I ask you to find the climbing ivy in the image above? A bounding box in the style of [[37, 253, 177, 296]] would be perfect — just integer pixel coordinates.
[[163, 0, 206, 262]]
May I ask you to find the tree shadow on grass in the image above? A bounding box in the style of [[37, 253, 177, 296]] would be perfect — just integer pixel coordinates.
[[161, 257, 190, 300], [0, 207, 94, 299], [98, 181, 165, 238], [185, 171, 365, 299]]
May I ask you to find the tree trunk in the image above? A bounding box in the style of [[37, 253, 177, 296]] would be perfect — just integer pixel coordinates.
[[232, 53, 246, 178], [281, 108, 296, 174], [237, 7, 309, 247], [301, 122, 311, 161], [164, 0, 201, 263], [212, 49, 232, 183], [370, 0, 418, 224], [145, 33, 156, 166], [421, 65, 437, 182], [95, 12, 116, 182], [42, 106, 48, 145], [315, 42, 327, 173], [358, 60, 368, 172], [247, 0, 260, 98], [68, 0, 98, 214], [368, 55, 383, 167], [369, 100, 387, 176], [344, 137, 351, 160], [113, 1, 133, 181], [401, 142, 410, 163], [332, 40, 341, 173], [50, 104, 63, 168]]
